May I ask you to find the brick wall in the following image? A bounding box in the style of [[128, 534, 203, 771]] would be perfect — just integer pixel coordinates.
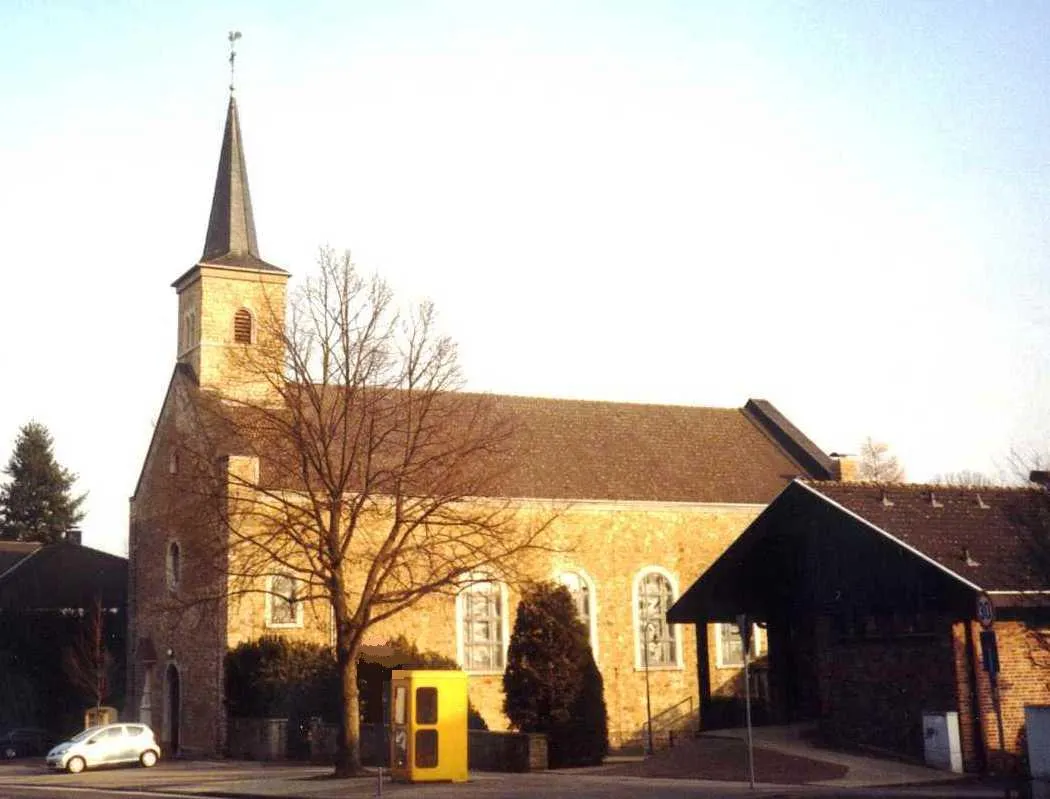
[[965, 619, 1050, 766], [815, 617, 957, 759]]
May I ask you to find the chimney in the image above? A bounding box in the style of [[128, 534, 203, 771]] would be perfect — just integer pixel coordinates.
[[63, 527, 82, 545], [831, 453, 860, 482], [1030, 471, 1050, 488]]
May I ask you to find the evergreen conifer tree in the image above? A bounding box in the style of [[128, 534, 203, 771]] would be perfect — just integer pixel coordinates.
[[0, 421, 86, 543], [503, 581, 609, 767]]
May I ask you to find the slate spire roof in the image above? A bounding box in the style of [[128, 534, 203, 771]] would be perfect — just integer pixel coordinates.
[[199, 94, 286, 273]]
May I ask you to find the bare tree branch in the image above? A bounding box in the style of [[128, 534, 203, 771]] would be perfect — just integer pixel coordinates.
[[153, 248, 557, 775]]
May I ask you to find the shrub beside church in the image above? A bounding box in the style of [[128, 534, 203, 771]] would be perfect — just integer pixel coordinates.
[[503, 582, 609, 767]]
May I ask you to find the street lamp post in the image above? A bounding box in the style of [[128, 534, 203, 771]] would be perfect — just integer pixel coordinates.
[[642, 620, 658, 755]]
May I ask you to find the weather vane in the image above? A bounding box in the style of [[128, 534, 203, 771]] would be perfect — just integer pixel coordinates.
[[228, 30, 242, 93]]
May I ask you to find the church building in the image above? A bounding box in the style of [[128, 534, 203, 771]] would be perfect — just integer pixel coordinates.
[[127, 89, 837, 757]]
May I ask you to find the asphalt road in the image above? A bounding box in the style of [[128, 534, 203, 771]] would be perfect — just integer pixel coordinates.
[[0, 759, 1020, 799]]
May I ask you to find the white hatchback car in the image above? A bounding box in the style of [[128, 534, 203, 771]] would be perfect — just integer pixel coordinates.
[[46, 723, 161, 773]]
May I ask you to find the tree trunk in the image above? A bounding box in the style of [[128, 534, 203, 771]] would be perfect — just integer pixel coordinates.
[[334, 642, 362, 776]]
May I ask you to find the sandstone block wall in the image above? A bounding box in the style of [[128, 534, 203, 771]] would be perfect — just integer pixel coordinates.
[[189, 497, 762, 753]]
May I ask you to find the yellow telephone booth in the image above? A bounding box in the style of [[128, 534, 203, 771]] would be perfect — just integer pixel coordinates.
[[389, 669, 468, 783]]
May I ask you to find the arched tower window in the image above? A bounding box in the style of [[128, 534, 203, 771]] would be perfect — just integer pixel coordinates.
[[233, 308, 253, 344]]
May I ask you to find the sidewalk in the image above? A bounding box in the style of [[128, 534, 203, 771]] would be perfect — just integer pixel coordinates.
[[701, 723, 966, 789]]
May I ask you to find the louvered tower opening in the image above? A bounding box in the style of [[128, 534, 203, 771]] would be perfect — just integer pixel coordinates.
[[234, 308, 253, 343]]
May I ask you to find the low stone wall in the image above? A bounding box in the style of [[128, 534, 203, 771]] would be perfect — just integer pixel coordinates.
[[235, 719, 547, 772], [468, 730, 547, 772], [227, 718, 289, 761], [308, 721, 388, 766]]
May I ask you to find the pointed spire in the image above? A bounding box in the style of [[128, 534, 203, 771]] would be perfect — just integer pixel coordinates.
[[199, 95, 283, 272]]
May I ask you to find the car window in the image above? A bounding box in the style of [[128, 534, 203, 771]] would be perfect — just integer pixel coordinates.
[[72, 727, 101, 743], [126, 725, 144, 736], [104, 727, 124, 738]]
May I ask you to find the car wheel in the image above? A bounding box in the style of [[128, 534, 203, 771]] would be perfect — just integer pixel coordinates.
[[140, 750, 158, 768], [66, 756, 86, 774], [2, 746, 16, 759]]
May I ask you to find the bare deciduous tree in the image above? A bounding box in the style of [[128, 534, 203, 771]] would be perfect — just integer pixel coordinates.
[[929, 470, 998, 488], [165, 249, 554, 775], [856, 436, 905, 483], [64, 596, 112, 719]]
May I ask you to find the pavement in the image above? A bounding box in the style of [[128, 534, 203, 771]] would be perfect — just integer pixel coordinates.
[[0, 725, 1035, 799], [699, 723, 970, 789]]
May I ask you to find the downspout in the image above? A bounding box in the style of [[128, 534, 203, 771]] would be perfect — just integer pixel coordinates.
[[963, 621, 987, 772]]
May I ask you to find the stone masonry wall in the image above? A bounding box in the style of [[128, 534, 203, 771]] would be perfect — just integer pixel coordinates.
[[129, 387, 228, 756], [176, 267, 287, 403], [222, 500, 763, 750]]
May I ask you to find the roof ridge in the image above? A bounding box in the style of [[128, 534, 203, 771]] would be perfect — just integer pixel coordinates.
[[804, 479, 1036, 494], [301, 383, 744, 411]]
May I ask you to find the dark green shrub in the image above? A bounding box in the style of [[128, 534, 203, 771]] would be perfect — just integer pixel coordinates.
[[227, 635, 488, 731], [224, 636, 339, 721], [358, 635, 488, 730], [503, 582, 609, 767]]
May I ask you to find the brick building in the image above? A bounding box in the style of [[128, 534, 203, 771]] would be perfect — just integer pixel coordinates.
[[127, 91, 836, 756], [670, 479, 1050, 771]]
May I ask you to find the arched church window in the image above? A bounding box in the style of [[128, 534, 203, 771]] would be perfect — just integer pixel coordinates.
[[557, 569, 598, 656], [457, 577, 506, 673], [234, 308, 253, 344], [634, 568, 679, 668]]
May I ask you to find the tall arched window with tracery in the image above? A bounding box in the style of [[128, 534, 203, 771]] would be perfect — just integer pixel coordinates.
[[634, 569, 679, 668], [457, 578, 506, 673], [557, 570, 598, 657], [233, 308, 253, 344]]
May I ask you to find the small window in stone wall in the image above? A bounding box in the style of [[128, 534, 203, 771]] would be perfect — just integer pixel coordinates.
[[234, 308, 253, 344], [267, 573, 302, 627], [166, 542, 181, 591], [715, 622, 764, 668]]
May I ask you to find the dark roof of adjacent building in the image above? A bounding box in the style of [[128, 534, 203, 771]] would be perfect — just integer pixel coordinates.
[[0, 542, 127, 611], [801, 480, 1049, 594], [0, 541, 41, 576], [669, 479, 1050, 623]]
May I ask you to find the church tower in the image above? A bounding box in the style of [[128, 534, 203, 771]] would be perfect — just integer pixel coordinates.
[[170, 92, 289, 403]]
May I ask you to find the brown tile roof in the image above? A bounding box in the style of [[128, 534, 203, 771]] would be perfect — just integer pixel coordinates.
[[484, 395, 827, 503], [214, 388, 831, 504], [801, 481, 1050, 594]]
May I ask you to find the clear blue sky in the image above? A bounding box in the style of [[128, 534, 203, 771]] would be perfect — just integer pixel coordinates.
[[3, 1, 1050, 554]]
